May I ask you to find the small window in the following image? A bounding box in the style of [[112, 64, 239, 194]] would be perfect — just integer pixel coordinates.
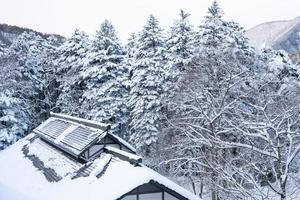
[[121, 195, 137, 200], [89, 144, 104, 156], [139, 192, 162, 200]]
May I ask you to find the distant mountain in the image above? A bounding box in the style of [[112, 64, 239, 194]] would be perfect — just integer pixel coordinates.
[[246, 17, 300, 63], [0, 23, 65, 47]]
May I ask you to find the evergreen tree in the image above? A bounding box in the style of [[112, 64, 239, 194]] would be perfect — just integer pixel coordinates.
[[260, 48, 299, 80], [7, 32, 46, 127], [194, 0, 226, 48], [128, 15, 167, 154], [39, 35, 61, 117], [125, 33, 138, 79], [56, 30, 90, 115], [166, 10, 194, 77], [3, 32, 60, 129], [0, 91, 28, 150], [80, 20, 128, 136]]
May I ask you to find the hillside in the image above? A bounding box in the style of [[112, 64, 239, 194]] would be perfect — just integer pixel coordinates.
[[246, 16, 300, 62], [0, 23, 64, 47]]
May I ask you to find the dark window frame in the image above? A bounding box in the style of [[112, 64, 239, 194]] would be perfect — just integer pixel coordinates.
[[118, 181, 187, 200]]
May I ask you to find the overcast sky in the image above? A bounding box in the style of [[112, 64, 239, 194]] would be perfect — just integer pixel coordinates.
[[0, 0, 299, 41]]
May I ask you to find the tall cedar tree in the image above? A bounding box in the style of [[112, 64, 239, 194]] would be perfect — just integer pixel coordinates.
[[56, 29, 90, 115], [166, 10, 194, 78], [128, 15, 167, 155], [80, 20, 129, 137]]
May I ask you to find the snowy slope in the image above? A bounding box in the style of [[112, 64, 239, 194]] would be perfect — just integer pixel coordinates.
[[246, 16, 300, 50], [0, 23, 64, 47]]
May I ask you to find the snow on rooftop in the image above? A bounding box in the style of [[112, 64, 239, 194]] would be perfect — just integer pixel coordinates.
[[105, 146, 142, 161], [0, 134, 201, 200], [40, 113, 136, 155], [91, 154, 112, 177], [108, 133, 136, 152], [50, 112, 108, 130], [27, 137, 82, 177]]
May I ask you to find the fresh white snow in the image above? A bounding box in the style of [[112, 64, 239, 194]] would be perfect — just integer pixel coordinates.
[[246, 16, 300, 50], [91, 154, 111, 177], [0, 134, 201, 200], [105, 146, 142, 161]]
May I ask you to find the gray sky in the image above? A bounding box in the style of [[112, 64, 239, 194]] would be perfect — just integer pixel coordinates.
[[0, 0, 299, 41]]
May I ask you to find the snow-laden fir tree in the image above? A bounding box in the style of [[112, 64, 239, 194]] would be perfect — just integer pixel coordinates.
[[125, 33, 138, 79], [56, 29, 90, 115], [163, 10, 194, 120], [6, 32, 47, 127], [194, 0, 226, 48], [126, 33, 138, 59], [0, 45, 30, 150], [128, 15, 167, 155], [38, 35, 62, 117], [2, 32, 61, 131], [0, 91, 28, 150], [260, 48, 299, 80], [166, 10, 194, 78], [80, 20, 129, 136]]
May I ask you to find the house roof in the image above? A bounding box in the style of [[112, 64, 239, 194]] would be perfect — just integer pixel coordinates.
[[0, 115, 201, 200], [33, 113, 136, 158]]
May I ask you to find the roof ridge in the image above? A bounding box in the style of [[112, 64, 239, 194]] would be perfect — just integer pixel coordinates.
[[50, 112, 109, 130]]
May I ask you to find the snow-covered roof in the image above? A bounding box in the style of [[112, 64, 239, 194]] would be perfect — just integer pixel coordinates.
[[0, 134, 201, 200], [33, 113, 136, 158]]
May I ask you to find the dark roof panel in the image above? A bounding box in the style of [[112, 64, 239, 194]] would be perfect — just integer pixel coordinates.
[[33, 113, 137, 160], [61, 126, 99, 151], [39, 119, 70, 139]]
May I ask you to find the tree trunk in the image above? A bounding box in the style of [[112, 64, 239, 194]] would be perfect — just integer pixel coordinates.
[[212, 190, 218, 200], [199, 181, 204, 198], [189, 176, 197, 195]]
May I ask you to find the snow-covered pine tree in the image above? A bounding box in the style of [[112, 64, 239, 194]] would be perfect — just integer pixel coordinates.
[[128, 15, 167, 155], [56, 29, 90, 115], [0, 41, 29, 150], [260, 48, 299, 80], [166, 10, 194, 78], [125, 33, 138, 79], [3, 32, 61, 129], [126, 33, 138, 59], [163, 10, 195, 125], [0, 91, 28, 150], [38, 35, 62, 118], [194, 0, 226, 48], [80, 20, 129, 136], [6, 32, 46, 127]]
